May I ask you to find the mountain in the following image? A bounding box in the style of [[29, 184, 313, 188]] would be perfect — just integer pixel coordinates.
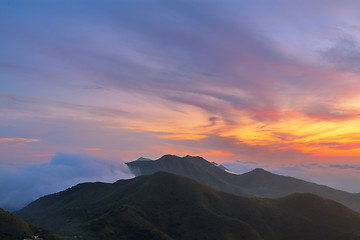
[[0, 208, 62, 240], [0, 208, 33, 240], [136, 157, 152, 161], [14, 172, 360, 240], [211, 161, 230, 171], [125, 154, 360, 213]]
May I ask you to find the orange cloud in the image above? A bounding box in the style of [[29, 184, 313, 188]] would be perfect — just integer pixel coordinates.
[[155, 133, 206, 141], [153, 145, 233, 158], [200, 150, 234, 157], [0, 138, 39, 143], [84, 148, 103, 151], [291, 140, 360, 157]]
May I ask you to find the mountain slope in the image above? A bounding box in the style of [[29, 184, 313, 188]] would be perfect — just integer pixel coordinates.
[[126, 155, 360, 212], [126, 155, 248, 195], [0, 208, 32, 240], [15, 172, 360, 240]]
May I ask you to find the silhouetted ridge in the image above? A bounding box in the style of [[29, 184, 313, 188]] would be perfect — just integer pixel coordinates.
[[126, 154, 360, 213], [136, 157, 152, 161], [15, 172, 360, 240], [246, 168, 271, 174]]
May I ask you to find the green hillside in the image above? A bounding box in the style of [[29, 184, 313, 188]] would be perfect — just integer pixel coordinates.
[[15, 171, 360, 240], [126, 155, 360, 213], [0, 208, 32, 240], [0, 208, 63, 240]]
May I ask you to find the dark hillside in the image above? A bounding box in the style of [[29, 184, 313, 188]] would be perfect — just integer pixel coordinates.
[[0, 208, 32, 240], [15, 171, 360, 240]]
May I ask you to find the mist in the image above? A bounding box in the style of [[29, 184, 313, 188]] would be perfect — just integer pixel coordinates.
[[0, 152, 134, 211]]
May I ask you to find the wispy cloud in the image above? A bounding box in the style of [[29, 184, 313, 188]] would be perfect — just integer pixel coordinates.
[[322, 37, 360, 73], [0, 138, 39, 144], [329, 164, 360, 170], [2, 0, 360, 195], [84, 148, 103, 151], [0, 93, 129, 119]]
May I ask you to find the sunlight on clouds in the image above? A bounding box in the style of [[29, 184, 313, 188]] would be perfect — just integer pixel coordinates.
[[103, 99, 227, 141], [307, 147, 360, 157], [84, 148, 103, 151], [3, 0, 360, 193], [202, 150, 234, 157], [153, 145, 234, 158], [218, 108, 360, 157], [339, 95, 360, 112], [155, 133, 207, 141]]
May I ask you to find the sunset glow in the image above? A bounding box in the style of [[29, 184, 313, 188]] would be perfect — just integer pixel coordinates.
[[2, 0, 360, 198]]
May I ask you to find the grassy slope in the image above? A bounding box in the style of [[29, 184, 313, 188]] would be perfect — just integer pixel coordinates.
[[0, 208, 33, 240], [15, 172, 360, 240]]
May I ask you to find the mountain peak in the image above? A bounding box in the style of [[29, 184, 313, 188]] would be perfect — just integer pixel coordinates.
[[250, 168, 269, 173], [243, 168, 276, 177], [156, 154, 206, 162], [158, 154, 180, 160], [136, 157, 152, 161], [125, 155, 360, 213]]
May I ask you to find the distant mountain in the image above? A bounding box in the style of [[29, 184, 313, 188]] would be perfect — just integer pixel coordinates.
[[211, 161, 230, 171], [126, 154, 360, 213], [0, 208, 32, 240], [15, 172, 360, 240]]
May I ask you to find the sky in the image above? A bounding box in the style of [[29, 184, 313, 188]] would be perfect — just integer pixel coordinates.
[[2, 0, 360, 210]]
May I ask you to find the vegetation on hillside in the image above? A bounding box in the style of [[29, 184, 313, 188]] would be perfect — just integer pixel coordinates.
[[0, 208, 32, 240], [15, 171, 360, 240]]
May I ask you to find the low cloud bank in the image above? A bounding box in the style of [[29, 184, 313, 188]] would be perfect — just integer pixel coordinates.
[[0, 152, 134, 211], [221, 160, 259, 173], [222, 160, 360, 193]]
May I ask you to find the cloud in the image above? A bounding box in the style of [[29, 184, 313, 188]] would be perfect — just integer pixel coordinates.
[[322, 37, 360, 73], [155, 134, 307, 164], [329, 164, 360, 170], [0, 138, 39, 144], [2, 0, 360, 128], [221, 160, 260, 174], [222, 159, 326, 176], [84, 148, 103, 151], [2, 0, 360, 196], [0, 152, 134, 211], [0, 93, 129, 119], [220, 159, 360, 193], [1, 0, 291, 123], [303, 104, 360, 121], [220, 160, 319, 175]]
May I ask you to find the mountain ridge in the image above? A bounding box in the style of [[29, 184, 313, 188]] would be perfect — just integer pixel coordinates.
[[125, 154, 360, 213], [15, 171, 360, 240]]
